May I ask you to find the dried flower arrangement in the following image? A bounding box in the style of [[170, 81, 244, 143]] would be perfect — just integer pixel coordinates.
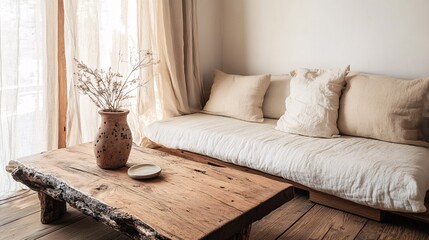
[[74, 51, 157, 112]]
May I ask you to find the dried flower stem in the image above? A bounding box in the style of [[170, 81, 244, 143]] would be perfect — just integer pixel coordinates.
[[74, 51, 157, 112]]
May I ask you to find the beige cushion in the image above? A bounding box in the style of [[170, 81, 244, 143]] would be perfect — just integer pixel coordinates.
[[424, 94, 429, 140], [338, 72, 429, 146], [202, 70, 271, 122], [262, 74, 292, 119], [276, 66, 350, 138]]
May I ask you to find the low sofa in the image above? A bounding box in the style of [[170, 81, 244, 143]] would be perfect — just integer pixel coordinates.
[[143, 69, 429, 222]]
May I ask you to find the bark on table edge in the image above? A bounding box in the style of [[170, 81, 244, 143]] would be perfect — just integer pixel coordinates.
[[6, 160, 170, 240]]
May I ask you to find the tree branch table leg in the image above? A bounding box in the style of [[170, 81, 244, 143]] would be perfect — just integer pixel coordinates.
[[38, 192, 67, 224]]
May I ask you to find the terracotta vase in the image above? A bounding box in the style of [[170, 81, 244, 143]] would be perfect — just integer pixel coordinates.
[[94, 110, 132, 169]]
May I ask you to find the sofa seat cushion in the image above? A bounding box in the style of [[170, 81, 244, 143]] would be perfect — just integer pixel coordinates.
[[143, 113, 429, 213]]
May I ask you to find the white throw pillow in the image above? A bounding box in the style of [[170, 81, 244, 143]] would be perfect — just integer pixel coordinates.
[[276, 66, 350, 138], [202, 70, 271, 122], [262, 74, 292, 119]]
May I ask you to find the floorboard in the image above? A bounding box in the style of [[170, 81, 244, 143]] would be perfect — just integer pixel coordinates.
[[1, 191, 428, 240], [277, 204, 367, 240], [321, 210, 367, 240], [38, 217, 130, 240], [0, 209, 86, 239], [250, 194, 314, 240], [354, 220, 386, 240], [0, 189, 33, 205], [377, 214, 429, 240], [0, 192, 40, 226]]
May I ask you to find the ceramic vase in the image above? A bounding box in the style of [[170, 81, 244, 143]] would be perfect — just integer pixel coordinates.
[[94, 110, 132, 169]]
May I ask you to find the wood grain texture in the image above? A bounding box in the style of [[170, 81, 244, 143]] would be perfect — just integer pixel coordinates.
[[57, 0, 67, 149], [377, 215, 429, 240], [0, 192, 40, 226], [0, 208, 86, 239], [7, 143, 293, 240], [322, 213, 368, 240], [38, 217, 131, 240], [2, 190, 429, 240], [0, 189, 33, 205], [0, 192, 130, 240], [309, 188, 383, 221], [250, 194, 314, 240], [278, 205, 367, 240], [355, 220, 386, 240]]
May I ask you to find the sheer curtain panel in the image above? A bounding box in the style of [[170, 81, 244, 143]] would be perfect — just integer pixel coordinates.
[[64, 0, 204, 146], [0, 0, 58, 197], [64, 0, 145, 146]]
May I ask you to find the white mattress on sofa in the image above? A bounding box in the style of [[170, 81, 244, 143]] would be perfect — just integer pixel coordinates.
[[143, 113, 429, 213]]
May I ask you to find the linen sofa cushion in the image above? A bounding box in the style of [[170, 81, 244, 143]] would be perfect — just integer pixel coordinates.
[[338, 72, 429, 146], [276, 66, 350, 138], [143, 113, 429, 213], [262, 74, 292, 119], [202, 70, 270, 122]]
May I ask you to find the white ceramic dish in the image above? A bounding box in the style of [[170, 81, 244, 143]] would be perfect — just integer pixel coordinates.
[[128, 164, 161, 180]]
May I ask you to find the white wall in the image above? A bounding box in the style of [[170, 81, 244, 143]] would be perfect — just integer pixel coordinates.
[[221, 0, 429, 79], [197, 0, 223, 98]]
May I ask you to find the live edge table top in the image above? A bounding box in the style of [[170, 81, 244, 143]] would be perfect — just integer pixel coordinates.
[[7, 143, 293, 240]]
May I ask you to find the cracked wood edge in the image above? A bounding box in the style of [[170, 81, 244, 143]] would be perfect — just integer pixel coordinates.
[[7, 160, 169, 240]]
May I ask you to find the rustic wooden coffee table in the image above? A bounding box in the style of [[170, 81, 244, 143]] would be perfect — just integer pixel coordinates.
[[6, 143, 293, 240]]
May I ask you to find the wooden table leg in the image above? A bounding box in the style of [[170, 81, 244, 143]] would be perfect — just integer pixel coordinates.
[[38, 192, 67, 224], [227, 225, 252, 240]]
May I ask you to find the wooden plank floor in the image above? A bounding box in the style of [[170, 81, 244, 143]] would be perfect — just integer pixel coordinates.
[[1, 190, 428, 240]]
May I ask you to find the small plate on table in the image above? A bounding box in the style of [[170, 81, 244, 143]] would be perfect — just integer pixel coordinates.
[[128, 164, 161, 180]]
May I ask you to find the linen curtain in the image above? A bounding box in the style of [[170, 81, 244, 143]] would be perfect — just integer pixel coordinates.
[[0, 0, 58, 196], [154, 0, 204, 117], [64, 0, 204, 146]]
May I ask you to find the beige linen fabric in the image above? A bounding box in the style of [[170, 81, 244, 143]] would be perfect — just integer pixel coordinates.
[[155, 0, 204, 117], [262, 75, 292, 119], [338, 73, 429, 146], [276, 66, 350, 138], [202, 70, 271, 122]]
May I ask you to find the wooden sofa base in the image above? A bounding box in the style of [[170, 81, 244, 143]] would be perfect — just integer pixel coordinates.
[[146, 142, 429, 224], [309, 191, 384, 221]]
